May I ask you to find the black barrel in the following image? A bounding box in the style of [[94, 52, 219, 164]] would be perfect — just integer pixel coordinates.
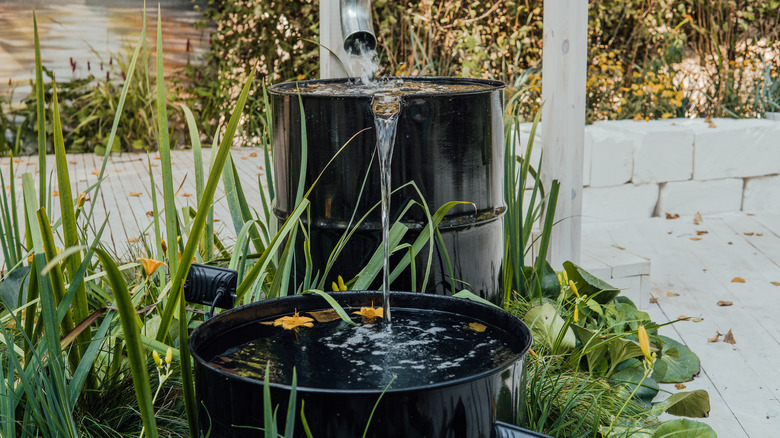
[[189, 291, 531, 438], [268, 77, 506, 302]]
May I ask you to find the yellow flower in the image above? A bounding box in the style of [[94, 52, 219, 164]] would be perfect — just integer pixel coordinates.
[[137, 257, 167, 278], [353, 303, 383, 322], [152, 350, 162, 368], [273, 309, 315, 331], [165, 347, 173, 365], [638, 325, 652, 361]]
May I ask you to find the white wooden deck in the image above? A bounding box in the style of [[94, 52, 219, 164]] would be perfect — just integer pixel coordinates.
[[2, 150, 778, 436]]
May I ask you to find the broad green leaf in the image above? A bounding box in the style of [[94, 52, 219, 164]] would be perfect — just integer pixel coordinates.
[[564, 261, 620, 304], [652, 335, 701, 383], [611, 366, 659, 408], [653, 419, 716, 438], [0, 266, 30, 309], [654, 390, 711, 418], [524, 303, 576, 352]]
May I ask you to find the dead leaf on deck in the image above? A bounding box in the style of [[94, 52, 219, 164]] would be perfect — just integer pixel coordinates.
[[129, 192, 142, 197], [704, 115, 712, 123], [308, 309, 342, 323], [127, 238, 138, 243], [666, 291, 680, 297], [743, 232, 754, 236], [68, 160, 76, 165], [146, 211, 154, 217], [649, 296, 658, 304], [52, 191, 59, 196], [708, 331, 721, 343], [249, 152, 258, 157], [708, 121, 717, 128], [151, 163, 159, 167], [723, 329, 736, 344], [717, 301, 733, 307], [675, 383, 687, 390], [757, 233, 763, 237], [467, 322, 487, 333], [91, 170, 100, 175], [731, 277, 746, 283], [181, 193, 192, 197], [693, 212, 703, 225], [665, 213, 680, 220], [696, 230, 708, 236], [240, 156, 248, 160], [690, 237, 702, 241], [771, 282, 780, 286]]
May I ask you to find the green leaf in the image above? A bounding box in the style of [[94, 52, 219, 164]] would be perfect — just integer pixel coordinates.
[[653, 335, 701, 383], [653, 419, 716, 438], [0, 266, 30, 309], [563, 261, 620, 304], [305, 290, 357, 325], [655, 390, 711, 418], [611, 366, 659, 408], [453, 290, 501, 308], [524, 303, 576, 352]]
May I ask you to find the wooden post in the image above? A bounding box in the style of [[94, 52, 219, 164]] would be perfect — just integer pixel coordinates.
[[541, 0, 587, 269], [320, 0, 350, 79]]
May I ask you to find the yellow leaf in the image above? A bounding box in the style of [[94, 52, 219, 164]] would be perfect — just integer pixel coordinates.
[[771, 282, 780, 287], [467, 322, 487, 333], [731, 277, 746, 283], [273, 310, 314, 331], [666, 291, 680, 297], [129, 192, 142, 197], [689, 237, 702, 241], [675, 383, 687, 390], [91, 170, 100, 175], [249, 152, 258, 157]]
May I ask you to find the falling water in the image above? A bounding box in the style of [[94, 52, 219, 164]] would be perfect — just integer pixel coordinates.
[[348, 41, 379, 85], [372, 93, 401, 323]]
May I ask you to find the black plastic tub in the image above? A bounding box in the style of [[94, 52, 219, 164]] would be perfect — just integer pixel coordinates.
[[189, 291, 532, 438], [268, 78, 506, 302]]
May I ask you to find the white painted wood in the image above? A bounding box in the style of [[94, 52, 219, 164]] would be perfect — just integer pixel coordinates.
[[541, 0, 587, 269], [320, 0, 350, 79]]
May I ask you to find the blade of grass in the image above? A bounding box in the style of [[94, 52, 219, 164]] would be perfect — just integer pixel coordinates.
[[33, 13, 46, 206], [180, 103, 212, 259], [94, 247, 158, 438]]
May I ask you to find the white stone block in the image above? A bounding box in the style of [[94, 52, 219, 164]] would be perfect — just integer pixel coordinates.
[[582, 183, 659, 221], [743, 175, 780, 212], [587, 125, 633, 187], [691, 118, 780, 179], [656, 178, 743, 216], [593, 119, 694, 183], [583, 128, 592, 186]]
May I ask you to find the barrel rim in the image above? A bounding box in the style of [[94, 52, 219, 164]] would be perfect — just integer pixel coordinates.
[[267, 76, 507, 98], [190, 291, 531, 395]]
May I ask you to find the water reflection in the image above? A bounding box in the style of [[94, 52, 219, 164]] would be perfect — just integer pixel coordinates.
[[0, 0, 211, 97]]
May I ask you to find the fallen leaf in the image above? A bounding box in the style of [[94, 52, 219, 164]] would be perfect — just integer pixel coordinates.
[[667, 291, 680, 297], [273, 310, 314, 331], [723, 329, 736, 344], [146, 211, 154, 217], [150, 163, 159, 167], [129, 192, 142, 197], [665, 212, 680, 219], [213, 219, 221, 222], [717, 301, 733, 307], [743, 232, 754, 236], [240, 156, 249, 160], [249, 152, 258, 157], [154, 155, 161, 160], [772, 282, 780, 286], [704, 115, 712, 123], [259, 321, 274, 326], [181, 193, 192, 197], [91, 170, 100, 175], [678, 316, 703, 322], [757, 233, 763, 237], [675, 383, 687, 390], [13, 159, 22, 163], [114, 169, 121, 173], [649, 296, 658, 304], [353, 306, 383, 321], [127, 238, 138, 243], [696, 230, 708, 235], [731, 277, 746, 283], [52, 191, 59, 196], [68, 160, 76, 165], [708, 331, 721, 343], [690, 237, 702, 241], [708, 121, 717, 128], [467, 322, 487, 333], [308, 309, 342, 323], [693, 212, 703, 225]]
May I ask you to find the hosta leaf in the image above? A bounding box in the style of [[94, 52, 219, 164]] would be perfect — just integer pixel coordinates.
[[524, 303, 576, 352], [653, 419, 716, 438], [652, 335, 701, 383], [655, 390, 711, 418]]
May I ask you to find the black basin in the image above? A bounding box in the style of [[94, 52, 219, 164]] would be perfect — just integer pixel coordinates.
[[268, 77, 506, 302], [189, 291, 532, 438]]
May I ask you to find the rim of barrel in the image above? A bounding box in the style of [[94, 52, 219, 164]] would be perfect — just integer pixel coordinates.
[[267, 76, 507, 98], [190, 290, 531, 396]]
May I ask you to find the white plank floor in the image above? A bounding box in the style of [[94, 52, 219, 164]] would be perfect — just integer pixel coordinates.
[[3, 150, 779, 436], [585, 213, 780, 437]]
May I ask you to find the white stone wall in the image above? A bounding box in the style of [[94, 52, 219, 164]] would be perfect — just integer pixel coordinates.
[[521, 118, 780, 219]]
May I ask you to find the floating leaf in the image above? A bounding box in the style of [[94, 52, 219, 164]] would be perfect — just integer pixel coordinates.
[[273, 310, 314, 331], [716, 301, 732, 306], [652, 335, 700, 383], [308, 309, 342, 323], [467, 322, 487, 333], [723, 329, 736, 344], [653, 419, 716, 437], [731, 277, 745, 283]]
